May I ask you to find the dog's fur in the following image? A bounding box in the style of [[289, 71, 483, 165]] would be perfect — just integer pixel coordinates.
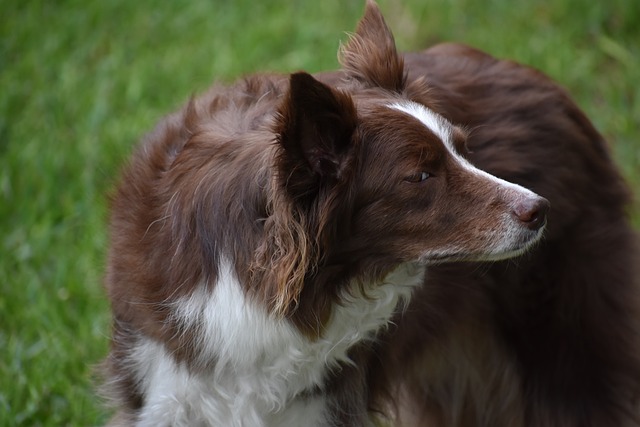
[[102, 1, 640, 426]]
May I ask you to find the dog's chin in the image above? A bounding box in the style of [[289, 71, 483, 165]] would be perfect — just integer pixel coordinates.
[[420, 226, 546, 265]]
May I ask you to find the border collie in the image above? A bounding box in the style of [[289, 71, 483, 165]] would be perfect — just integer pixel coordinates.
[[102, 1, 640, 426]]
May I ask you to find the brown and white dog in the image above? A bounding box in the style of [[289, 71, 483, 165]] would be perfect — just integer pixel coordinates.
[[101, 1, 640, 426]]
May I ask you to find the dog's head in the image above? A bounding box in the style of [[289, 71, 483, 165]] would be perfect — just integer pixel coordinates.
[[255, 0, 548, 320]]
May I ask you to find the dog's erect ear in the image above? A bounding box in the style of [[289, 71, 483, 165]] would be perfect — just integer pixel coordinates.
[[275, 72, 357, 201], [339, 0, 405, 92]]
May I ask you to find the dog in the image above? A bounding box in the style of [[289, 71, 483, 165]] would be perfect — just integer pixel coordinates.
[[101, 1, 640, 425]]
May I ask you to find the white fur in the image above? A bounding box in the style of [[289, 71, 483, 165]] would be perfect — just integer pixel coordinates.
[[129, 261, 424, 426], [388, 101, 453, 145]]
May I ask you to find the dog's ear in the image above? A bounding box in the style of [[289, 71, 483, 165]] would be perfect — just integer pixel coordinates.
[[339, 0, 405, 92], [257, 72, 356, 321], [275, 72, 357, 202]]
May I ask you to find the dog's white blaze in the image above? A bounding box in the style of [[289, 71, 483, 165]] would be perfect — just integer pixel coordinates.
[[388, 101, 453, 145], [388, 101, 538, 198], [131, 260, 424, 426]]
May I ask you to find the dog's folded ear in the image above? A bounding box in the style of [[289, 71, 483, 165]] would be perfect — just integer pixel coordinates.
[[339, 0, 405, 92], [275, 72, 357, 202]]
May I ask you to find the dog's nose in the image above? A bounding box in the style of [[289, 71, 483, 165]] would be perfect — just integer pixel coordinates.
[[513, 196, 550, 230]]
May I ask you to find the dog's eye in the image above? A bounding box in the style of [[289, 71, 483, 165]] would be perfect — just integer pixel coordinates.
[[404, 171, 430, 183]]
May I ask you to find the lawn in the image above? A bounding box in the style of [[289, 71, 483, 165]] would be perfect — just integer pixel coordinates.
[[1, 0, 638, 425]]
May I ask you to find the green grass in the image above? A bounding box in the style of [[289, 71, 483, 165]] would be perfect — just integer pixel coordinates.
[[1, 0, 638, 425]]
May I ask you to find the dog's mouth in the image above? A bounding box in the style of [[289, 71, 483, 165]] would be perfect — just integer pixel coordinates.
[[420, 224, 546, 265]]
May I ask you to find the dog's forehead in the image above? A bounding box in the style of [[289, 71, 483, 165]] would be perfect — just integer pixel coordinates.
[[386, 101, 454, 148], [351, 98, 466, 169]]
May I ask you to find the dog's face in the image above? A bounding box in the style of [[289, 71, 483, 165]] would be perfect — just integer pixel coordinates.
[[346, 100, 548, 265]]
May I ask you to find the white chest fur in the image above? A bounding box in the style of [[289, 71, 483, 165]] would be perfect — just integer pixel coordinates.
[[129, 262, 424, 426]]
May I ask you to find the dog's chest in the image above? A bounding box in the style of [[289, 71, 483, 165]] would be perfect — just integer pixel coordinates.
[[132, 262, 423, 426]]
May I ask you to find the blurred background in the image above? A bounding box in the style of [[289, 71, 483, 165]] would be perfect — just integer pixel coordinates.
[[1, 0, 638, 424]]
